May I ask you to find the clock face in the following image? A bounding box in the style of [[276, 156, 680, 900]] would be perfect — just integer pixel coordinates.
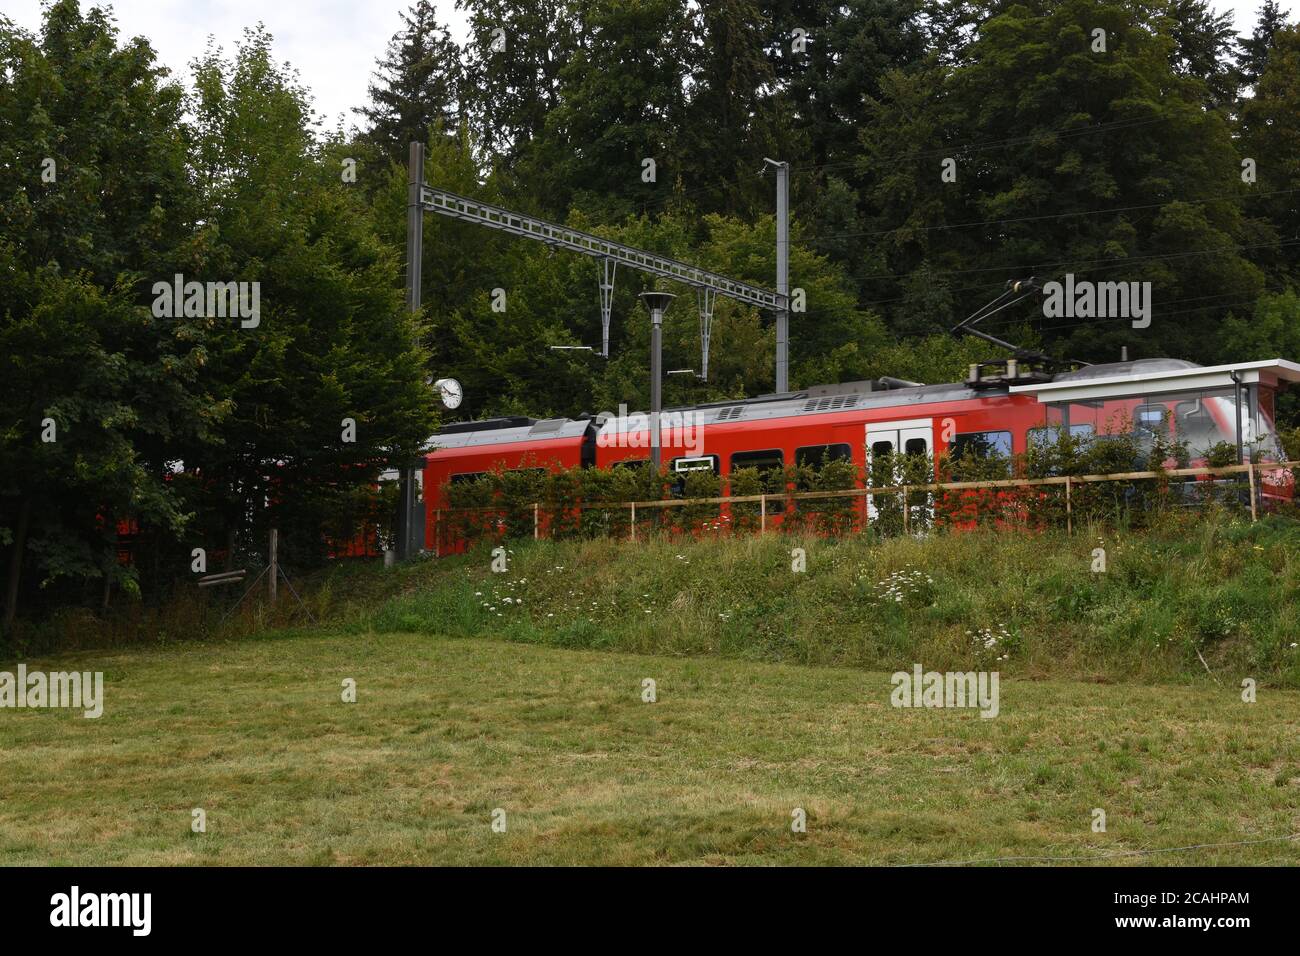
[[435, 378, 463, 409]]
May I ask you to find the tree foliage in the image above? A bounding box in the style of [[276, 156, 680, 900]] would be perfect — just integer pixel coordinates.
[[5, 0, 1300, 631], [1, 6, 436, 629]]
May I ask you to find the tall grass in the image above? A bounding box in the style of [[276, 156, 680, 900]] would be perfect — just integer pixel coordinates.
[[8, 511, 1300, 689], [351, 510, 1300, 687]]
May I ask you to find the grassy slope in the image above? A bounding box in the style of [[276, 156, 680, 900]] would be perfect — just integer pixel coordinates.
[[1, 631, 1298, 866], [337, 513, 1300, 688], [17, 513, 1300, 689], [5, 515, 1300, 865]]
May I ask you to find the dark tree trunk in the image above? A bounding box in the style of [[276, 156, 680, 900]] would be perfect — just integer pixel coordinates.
[[224, 524, 237, 571], [3, 496, 33, 632]]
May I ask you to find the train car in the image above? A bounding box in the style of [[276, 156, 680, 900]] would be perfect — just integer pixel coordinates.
[[422, 415, 602, 553], [420, 357, 1300, 551]]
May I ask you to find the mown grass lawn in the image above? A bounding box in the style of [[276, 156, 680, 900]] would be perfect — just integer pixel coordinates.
[[1, 630, 1297, 865]]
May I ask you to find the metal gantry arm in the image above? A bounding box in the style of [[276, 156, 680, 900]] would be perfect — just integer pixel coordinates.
[[599, 258, 616, 358], [420, 185, 783, 312], [697, 287, 716, 381]]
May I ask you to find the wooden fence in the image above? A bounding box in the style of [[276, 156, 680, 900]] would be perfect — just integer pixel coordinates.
[[430, 460, 1299, 554]]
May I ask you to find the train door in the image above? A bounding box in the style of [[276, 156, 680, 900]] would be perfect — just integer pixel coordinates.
[[865, 418, 934, 525]]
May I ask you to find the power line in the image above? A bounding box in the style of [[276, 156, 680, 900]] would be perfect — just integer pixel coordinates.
[[1000, 299, 1263, 338], [836, 276, 1270, 318], [838, 236, 1300, 285], [805, 186, 1300, 243], [597, 112, 1180, 223], [793, 114, 1175, 175], [773, 286, 1268, 353]]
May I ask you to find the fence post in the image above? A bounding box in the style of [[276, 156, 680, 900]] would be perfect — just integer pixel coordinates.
[[268, 528, 278, 603], [1065, 477, 1072, 536], [902, 486, 909, 535], [630, 502, 636, 542], [760, 494, 766, 533], [434, 509, 441, 557], [1248, 463, 1257, 521], [533, 502, 539, 540]]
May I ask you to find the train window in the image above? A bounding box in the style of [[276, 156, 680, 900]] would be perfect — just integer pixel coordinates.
[[951, 431, 1012, 459], [731, 449, 786, 511], [870, 440, 893, 458], [611, 459, 649, 470], [795, 444, 852, 492], [1134, 405, 1172, 441], [1174, 401, 1220, 455], [904, 437, 928, 457], [449, 472, 487, 484], [730, 449, 783, 473], [795, 443, 852, 469], [1028, 424, 1094, 449], [669, 455, 718, 499], [673, 455, 719, 473]]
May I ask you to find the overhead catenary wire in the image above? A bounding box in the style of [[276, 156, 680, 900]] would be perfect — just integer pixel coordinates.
[[779, 289, 1270, 354], [709, 237, 1298, 326], [804, 185, 1300, 244], [837, 236, 1300, 286], [622, 112, 1182, 220], [792, 114, 1177, 175], [567, 134, 1292, 342], [523, 105, 1295, 370], [608, 206, 1298, 321]]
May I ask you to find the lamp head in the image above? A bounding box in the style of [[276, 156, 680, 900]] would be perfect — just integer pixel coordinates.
[[638, 291, 677, 317]]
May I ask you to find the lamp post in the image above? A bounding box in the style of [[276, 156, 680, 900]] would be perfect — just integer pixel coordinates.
[[764, 158, 789, 393], [398, 140, 426, 561], [639, 291, 676, 469]]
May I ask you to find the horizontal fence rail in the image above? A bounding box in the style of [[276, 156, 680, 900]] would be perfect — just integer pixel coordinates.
[[429, 460, 1298, 553], [619, 462, 1274, 505]]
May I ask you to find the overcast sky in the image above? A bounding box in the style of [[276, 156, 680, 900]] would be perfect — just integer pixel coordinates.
[[5, 1, 1297, 132]]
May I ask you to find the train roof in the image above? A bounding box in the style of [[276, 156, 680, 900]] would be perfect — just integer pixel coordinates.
[[595, 379, 987, 437], [424, 416, 596, 451], [424, 377, 989, 449], [1011, 358, 1300, 402], [423, 358, 1300, 450]]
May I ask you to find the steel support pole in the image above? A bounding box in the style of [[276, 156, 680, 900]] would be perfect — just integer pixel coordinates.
[[775, 160, 790, 393], [650, 308, 663, 469], [399, 141, 425, 561], [640, 292, 674, 471], [1232, 371, 1244, 465]]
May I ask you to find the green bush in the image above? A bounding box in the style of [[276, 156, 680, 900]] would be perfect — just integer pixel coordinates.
[[437, 420, 1263, 550]]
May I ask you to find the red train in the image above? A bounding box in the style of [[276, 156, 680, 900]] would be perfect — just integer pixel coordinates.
[[421, 357, 1300, 551]]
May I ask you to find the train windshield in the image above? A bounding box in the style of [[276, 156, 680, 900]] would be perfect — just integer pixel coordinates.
[[1042, 383, 1285, 463]]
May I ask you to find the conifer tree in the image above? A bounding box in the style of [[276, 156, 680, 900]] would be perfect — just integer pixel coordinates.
[[355, 1, 463, 165]]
